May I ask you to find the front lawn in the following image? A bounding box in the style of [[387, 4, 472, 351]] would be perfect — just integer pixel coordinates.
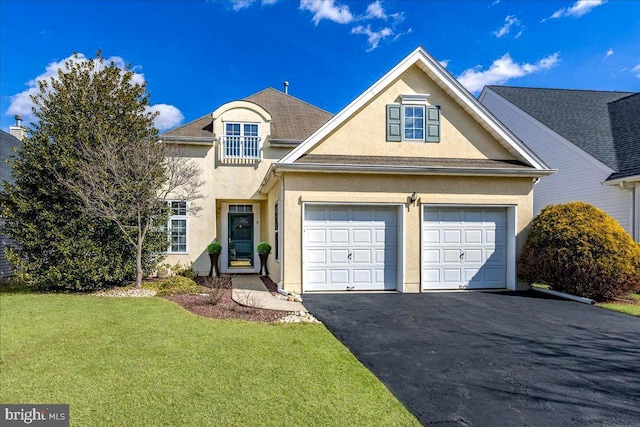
[[0, 291, 419, 426], [599, 294, 640, 317]]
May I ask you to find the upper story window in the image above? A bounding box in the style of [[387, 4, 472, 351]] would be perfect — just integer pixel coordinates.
[[403, 105, 425, 141], [386, 94, 440, 143], [222, 123, 261, 161]]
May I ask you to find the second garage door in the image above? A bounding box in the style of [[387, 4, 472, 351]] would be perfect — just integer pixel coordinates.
[[422, 206, 507, 290], [303, 205, 398, 292]]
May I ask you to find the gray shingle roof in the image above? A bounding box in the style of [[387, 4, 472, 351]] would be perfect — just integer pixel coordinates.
[[162, 88, 332, 141], [487, 86, 639, 180], [296, 154, 533, 170], [0, 130, 22, 185]]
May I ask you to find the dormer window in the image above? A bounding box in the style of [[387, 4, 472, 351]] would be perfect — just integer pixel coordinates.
[[222, 122, 261, 161], [386, 94, 440, 143]]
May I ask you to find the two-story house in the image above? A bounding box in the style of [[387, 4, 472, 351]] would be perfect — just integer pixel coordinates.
[[161, 47, 553, 294]]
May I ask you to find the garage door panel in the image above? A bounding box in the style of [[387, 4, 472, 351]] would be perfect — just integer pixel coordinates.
[[423, 230, 440, 244], [352, 249, 372, 264], [307, 229, 327, 244], [307, 250, 326, 264], [353, 229, 372, 244], [330, 249, 349, 264], [353, 269, 372, 283], [307, 270, 327, 285], [304, 206, 397, 291], [330, 269, 349, 284], [442, 269, 462, 283], [423, 207, 507, 290], [443, 230, 462, 243], [443, 249, 462, 263], [330, 229, 349, 244], [464, 249, 483, 263]]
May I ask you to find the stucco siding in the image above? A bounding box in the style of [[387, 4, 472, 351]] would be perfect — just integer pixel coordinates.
[[281, 172, 533, 294], [481, 89, 631, 233], [309, 65, 516, 161]]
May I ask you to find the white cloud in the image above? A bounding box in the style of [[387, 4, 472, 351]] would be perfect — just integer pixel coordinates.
[[231, 0, 254, 10], [300, 0, 354, 25], [351, 25, 393, 51], [632, 64, 640, 79], [230, 0, 278, 10], [604, 48, 614, 58], [493, 15, 520, 38], [457, 52, 560, 93], [5, 53, 183, 131], [146, 104, 185, 131], [364, 1, 386, 19], [439, 59, 450, 68], [490, 0, 501, 6], [547, 0, 606, 20]]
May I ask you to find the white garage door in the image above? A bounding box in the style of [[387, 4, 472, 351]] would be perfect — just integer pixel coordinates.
[[304, 205, 398, 292], [422, 207, 507, 290]]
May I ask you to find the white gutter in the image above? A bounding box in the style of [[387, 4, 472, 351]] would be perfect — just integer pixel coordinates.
[[531, 287, 595, 305]]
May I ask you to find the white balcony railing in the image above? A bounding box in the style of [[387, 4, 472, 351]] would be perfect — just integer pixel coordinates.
[[221, 135, 262, 162]]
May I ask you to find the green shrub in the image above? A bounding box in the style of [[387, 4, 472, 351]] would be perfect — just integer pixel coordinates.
[[148, 276, 202, 296], [206, 241, 222, 255], [519, 202, 640, 301], [171, 262, 199, 280], [256, 242, 271, 255]]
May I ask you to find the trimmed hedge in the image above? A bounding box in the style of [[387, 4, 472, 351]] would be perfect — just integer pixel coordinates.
[[518, 202, 640, 301]]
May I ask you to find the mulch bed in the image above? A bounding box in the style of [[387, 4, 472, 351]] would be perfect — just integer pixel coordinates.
[[165, 275, 290, 322]]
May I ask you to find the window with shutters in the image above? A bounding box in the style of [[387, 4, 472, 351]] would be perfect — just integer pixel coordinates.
[[386, 94, 440, 143]]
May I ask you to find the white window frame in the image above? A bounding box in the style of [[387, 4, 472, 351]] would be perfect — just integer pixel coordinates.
[[401, 94, 430, 142], [223, 122, 261, 159], [167, 200, 188, 254]]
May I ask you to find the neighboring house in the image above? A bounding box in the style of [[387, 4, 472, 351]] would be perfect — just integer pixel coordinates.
[[480, 86, 640, 241], [0, 116, 25, 278], [161, 47, 553, 293]]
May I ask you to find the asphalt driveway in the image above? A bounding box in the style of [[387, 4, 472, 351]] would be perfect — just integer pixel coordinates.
[[303, 291, 640, 426]]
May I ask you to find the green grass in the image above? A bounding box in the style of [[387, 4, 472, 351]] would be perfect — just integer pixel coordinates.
[[599, 293, 640, 317], [0, 290, 419, 426]]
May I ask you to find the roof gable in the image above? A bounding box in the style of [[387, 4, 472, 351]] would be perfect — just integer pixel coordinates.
[[280, 47, 549, 171]]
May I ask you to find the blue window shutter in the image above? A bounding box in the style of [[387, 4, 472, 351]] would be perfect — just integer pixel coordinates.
[[386, 104, 401, 142], [426, 106, 440, 142]]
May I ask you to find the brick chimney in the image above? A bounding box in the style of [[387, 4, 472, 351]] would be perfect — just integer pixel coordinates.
[[9, 115, 26, 141]]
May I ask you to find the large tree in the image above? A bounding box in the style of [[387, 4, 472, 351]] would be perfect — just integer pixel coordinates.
[[1, 53, 201, 290]]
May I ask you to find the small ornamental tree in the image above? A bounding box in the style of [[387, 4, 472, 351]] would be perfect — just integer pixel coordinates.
[[518, 202, 640, 301], [1, 53, 202, 290]]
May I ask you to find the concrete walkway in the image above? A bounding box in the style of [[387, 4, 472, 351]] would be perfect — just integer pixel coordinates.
[[231, 275, 306, 312]]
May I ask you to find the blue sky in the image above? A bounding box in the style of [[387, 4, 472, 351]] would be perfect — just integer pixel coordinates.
[[1, 0, 639, 132]]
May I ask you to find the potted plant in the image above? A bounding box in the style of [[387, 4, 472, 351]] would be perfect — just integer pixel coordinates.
[[157, 263, 172, 279], [206, 241, 222, 277], [256, 242, 272, 276]]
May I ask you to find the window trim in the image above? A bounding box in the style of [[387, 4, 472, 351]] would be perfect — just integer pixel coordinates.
[[402, 104, 426, 142], [167, 200, 188, 254], [223, 121, 261, 159]]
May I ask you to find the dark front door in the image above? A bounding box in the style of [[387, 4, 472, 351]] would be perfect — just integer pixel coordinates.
[[229, 213, 253, 268]]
